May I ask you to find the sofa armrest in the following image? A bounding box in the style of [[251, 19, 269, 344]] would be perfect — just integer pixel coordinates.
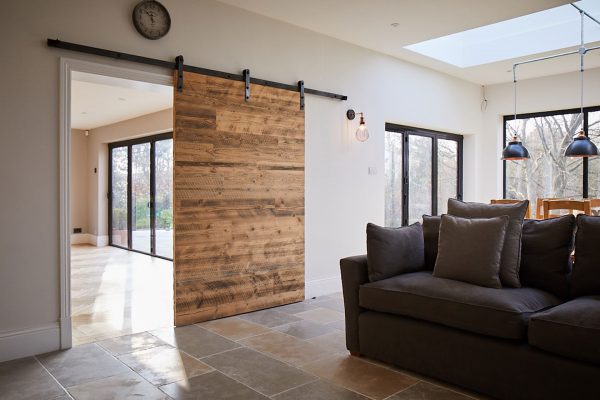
[[340, 255, 369, 353]]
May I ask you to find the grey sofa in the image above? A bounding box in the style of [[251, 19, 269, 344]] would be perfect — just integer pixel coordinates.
[[340, 254, 600, 400]]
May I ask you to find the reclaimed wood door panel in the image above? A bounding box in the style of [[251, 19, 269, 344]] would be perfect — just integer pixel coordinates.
[[173, 71, 305, 325]]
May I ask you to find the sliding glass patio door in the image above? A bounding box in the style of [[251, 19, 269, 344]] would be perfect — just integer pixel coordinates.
[[109, 133, 173, 259], [384, 124, 463, 226]]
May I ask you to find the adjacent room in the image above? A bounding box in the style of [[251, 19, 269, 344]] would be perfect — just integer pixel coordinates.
[[2, 1, 600, 399], [69, 71, 174, 344]]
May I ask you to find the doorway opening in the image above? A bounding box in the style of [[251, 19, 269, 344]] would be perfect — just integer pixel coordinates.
[[69, 69, 174, 345]]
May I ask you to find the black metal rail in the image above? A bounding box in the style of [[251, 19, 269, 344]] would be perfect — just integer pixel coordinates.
[[47, 39, 347, 101]]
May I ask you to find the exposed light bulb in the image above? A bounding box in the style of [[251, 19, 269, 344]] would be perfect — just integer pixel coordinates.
[[355, 113, 369, 142]]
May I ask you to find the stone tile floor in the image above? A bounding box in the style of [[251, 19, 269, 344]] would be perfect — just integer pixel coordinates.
[[0, 294, 487, 400]]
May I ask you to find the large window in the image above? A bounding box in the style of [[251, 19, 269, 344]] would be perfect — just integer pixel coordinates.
[[385, 124, 463, 226], [503, 106, 600, 218], [109, 132, 173, 260]]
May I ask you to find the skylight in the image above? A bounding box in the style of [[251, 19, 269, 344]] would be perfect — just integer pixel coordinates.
[[404, 0, 600, 68]]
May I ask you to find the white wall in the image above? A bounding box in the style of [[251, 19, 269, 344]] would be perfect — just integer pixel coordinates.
[[87, 109, 172, 239], [0, 0, 482, 358], [476, 67, 600, 203]]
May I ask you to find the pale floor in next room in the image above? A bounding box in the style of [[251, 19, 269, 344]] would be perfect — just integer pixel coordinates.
[[0, 245, 488, 400], [70, 245, 173, 345]]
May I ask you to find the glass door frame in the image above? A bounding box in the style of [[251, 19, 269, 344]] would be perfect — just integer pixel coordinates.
[[108, 132, 173, 260], [385, 123, 464, 226]]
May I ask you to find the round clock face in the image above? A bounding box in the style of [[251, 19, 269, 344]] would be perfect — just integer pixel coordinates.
[[133, 0, 171, 40]]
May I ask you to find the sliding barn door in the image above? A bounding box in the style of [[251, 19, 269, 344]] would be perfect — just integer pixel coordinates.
[[173, 71, 305, 325]]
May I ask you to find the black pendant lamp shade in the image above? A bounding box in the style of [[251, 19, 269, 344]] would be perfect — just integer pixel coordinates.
[[565, 130, 599, 157], [502, 135, 530, 160]]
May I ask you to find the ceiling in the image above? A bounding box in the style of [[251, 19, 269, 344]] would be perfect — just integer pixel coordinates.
[[71, 72, 172, 130], [218, 0, 600, 85]]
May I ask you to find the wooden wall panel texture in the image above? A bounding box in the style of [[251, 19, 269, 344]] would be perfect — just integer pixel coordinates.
[[173, 71, 305, 325]]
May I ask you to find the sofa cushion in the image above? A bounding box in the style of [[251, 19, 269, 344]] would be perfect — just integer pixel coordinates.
[[571, 215, 600, 297], [520, 215, 575, 299], [529, 296, 600, 365], [359, 271, 561, 339], [366, 222, 425, 282], [433, 215, 508, 288], [422, 215, 441, 270], [447, 199, 529, 288]]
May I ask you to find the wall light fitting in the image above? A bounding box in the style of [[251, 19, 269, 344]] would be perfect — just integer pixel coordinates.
[[347, 109, 369, 142]]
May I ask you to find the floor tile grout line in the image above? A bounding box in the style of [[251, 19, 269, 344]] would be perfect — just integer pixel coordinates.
[[95, 332, 175, 356], [240, 319, 342, 344], [420, 379, 483, 400], [101, 331, 220, 389], [90, 341, 177, 397], [357, 356, 424, 379], [155, 367, 274, 399], [33, 355, 76, 400], [382, 380, 421, 400], [196, 321, 345, 371], [155, 340, 304, 399], [267, 377, 376, 400], [185, 325, 330, 396], [266, 376, 321, 399], [194, 319, 278, 343], [357, 356, 481, 399]]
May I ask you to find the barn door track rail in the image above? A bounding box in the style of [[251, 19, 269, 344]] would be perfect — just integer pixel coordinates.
[[47, 39, 347, 107]]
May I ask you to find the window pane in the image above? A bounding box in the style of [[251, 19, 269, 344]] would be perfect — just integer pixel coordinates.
[[131, 143, 151, 253], [408, 135, 432, 224], [437, 139, 458, 214], [111, 147, 128, 246], [155, 139, 173, 258], [587, 111, 600, 199], [385, 132, 403, 226], [505, 113, 583, 218]]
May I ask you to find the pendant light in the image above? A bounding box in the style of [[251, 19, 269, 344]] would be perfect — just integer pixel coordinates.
[[565, 12, 598, 158], [502, 69, 530, 160]]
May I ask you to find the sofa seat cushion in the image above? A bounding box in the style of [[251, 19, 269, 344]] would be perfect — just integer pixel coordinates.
[[359, 271, 561, 339], [529, 296, 600, 365]]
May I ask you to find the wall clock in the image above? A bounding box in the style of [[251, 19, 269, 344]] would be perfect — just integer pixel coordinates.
[[132, 0, 171, 40]]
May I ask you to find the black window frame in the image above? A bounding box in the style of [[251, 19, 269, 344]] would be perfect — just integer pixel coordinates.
[[385, 123, 464, 226], [108, 132, 173, 261], [502, 105, 600, 199]]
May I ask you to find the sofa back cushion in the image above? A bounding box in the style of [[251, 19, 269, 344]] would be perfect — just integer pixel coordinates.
[[447, 199, 529, 287], [433, 214, 509, 288], [422, 215, 441, 270], [571, 215, 600, 297], [520, 215, 575, 299], [366, 222, 425, 282]]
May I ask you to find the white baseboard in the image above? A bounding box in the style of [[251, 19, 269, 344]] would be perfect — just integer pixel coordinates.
[[70, 233, 91, 245], [0, 323, 61, 362], [95, 235, 109, 247], [305, 276, 342, 299], [70, 233, 108, 247]]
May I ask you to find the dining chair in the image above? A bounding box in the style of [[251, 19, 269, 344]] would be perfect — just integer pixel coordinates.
[[536, 198, 564, 219], [587, 198, 600, 216], [490, 199, 531, 219], [542, 199, 591, 219]]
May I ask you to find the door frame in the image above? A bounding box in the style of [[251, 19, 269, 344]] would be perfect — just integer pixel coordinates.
[[107, 132, 174, 260], [59, 57, 172, 349], [385, 123, 463, 225]]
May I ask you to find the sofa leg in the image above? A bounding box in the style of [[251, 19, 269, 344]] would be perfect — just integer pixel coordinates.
[[350, 351, 362, 357]]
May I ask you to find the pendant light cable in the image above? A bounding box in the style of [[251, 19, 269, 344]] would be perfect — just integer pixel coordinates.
[[580, 10, 585, 124], [513, 67, 517, 128]]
